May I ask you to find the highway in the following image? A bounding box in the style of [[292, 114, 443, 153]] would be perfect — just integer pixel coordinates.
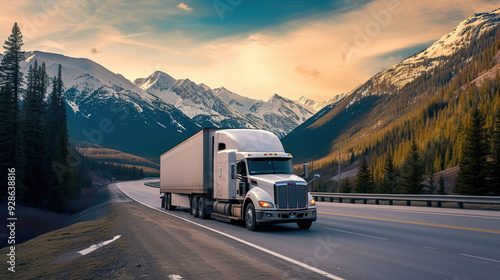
[[116, 180, 500, 280]]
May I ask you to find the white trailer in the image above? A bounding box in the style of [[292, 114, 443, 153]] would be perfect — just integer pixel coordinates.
[[160, 128, 317, 231]]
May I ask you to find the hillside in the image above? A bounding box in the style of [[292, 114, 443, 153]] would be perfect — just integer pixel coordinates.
[[75, 143, 160, 174], [282, 12, 500, 193]]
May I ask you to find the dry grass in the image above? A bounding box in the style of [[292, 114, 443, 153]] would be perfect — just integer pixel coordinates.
[[0, 212, 125, 279]]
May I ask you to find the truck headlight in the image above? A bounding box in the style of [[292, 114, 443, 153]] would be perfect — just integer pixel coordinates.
[[259, 201, 274, 208], [310, 199, 316, 205]]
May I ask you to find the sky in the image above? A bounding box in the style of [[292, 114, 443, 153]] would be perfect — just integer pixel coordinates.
[[1, 0, 499, 102]]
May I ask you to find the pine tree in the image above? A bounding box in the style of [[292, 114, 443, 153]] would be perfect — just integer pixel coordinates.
[[400, 140, 424, 194], [0, 23, 24, 202], [354, 157, 374, 193], [438, 175, 446, 195], [20, 61, 48, 206], [340, 178, 353, 193], [48, 64, 78, 211], [490, 109, 500, 195], [381, 154, 397, 193], [426, 166, 436, 194], [457, 108, 490, 195]]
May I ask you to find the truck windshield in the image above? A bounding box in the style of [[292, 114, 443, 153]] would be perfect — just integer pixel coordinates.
[[247, 158, 293, 175]]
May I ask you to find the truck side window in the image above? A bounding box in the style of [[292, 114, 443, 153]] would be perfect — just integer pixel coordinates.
[[218, 143, 226, 150], [237, 161, 247, 176]]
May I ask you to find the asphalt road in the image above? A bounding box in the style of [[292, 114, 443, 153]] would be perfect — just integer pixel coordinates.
[[115, 180, 500, 280]]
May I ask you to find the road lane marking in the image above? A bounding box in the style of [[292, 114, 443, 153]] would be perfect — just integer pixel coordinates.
[[79, 235, 121, 256], [322, 227, 389, 240], [116, 183, 345, 280], [318, 211, 500, 234], [127, 183, 158, 194], [460, 254, 500, 264]]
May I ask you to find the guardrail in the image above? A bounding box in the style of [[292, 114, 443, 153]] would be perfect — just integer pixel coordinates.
[[310, 192, 500, 209]]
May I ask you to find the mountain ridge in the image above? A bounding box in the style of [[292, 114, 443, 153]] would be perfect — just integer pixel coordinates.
[[282, 10, 500, 191]]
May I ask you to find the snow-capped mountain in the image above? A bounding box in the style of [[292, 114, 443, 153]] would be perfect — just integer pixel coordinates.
[[282, 8, 500, 162], [137, 72, 258, 129], [348, 8, 500, 104], [7, 50, 329, 156], [16, 51, 200, 157], [297, 93, 347, 111], [213, 87, 317, 137], [136, 71, 320, 137]]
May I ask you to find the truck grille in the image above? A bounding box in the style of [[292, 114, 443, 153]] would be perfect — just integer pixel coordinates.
[[274, 183, 307, 210]]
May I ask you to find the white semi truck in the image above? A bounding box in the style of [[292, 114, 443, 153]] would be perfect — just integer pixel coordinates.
[[160, 128, 318, 231]]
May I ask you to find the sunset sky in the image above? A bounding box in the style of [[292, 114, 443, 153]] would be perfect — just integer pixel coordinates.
[[1, 0, 499, 101]]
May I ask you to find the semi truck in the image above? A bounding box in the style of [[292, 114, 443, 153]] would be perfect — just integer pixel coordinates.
[[160, 128, 318, 231]]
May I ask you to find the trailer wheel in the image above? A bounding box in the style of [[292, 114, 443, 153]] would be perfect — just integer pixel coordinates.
[[191, 196, 199, 217], [297, 221, 312, 230], [165, 193, 176, 211], [244, 203, 259, 231], [161, 195, 166, 209], [197, 196, 207, 219]]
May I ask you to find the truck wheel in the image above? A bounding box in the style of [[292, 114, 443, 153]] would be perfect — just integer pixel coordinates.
[[245, 203, 259, 231], [161, 195, 166, 209], [191, 196, 199, 217], [165, 193, 176, 211], [297, 221, 312, 230], [197, 196, 207, 219]]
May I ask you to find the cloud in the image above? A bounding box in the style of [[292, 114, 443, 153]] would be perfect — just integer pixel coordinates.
[[4, 0, 500, 102], [182, 0, 500, 101], [177, 3, 192, 12], [295, 65, 320, 78]]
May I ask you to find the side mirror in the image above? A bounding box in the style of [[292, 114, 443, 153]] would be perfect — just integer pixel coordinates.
[[308, 174, 320, 185], [303, 163, 309, 179], [230, 163, 237, 180]]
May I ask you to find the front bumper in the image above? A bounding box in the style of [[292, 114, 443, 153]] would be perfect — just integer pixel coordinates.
[[255, 208, 317, 224]]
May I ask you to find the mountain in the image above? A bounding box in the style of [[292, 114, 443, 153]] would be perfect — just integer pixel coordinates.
[[345, 9, 500, 105], [136, 72, 321, 137], [283, 8, 500, 173], [14, 51, 200, 158], [213, 87, 321, 137], [296, 93, 347, 112], [136, 73, 258, 129]]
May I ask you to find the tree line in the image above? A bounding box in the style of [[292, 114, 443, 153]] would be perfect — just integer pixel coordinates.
[[0, 23, 152, 212], [0, 23, 77, 212]]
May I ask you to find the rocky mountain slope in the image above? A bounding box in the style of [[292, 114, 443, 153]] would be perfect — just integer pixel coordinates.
[[15, 51, 200, 158], [283, 9, 500, 164]]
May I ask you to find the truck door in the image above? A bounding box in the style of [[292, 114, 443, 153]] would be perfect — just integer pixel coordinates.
[[215, 151, 236, 199], [236, 160, 248, 199]]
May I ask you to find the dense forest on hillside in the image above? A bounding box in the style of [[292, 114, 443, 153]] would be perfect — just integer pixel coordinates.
[[76, 144, 160, 175], [287, 25, 500, 196]]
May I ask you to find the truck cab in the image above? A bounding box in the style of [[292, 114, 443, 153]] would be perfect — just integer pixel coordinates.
[[212, 129, 317, 230], [161, 128, 317, 231]]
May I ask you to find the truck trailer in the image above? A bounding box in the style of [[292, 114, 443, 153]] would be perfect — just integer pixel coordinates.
[[160, 128, 317, 231]]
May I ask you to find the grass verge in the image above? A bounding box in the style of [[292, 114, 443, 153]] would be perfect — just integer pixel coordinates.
[[0, 211, 127, 279]]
